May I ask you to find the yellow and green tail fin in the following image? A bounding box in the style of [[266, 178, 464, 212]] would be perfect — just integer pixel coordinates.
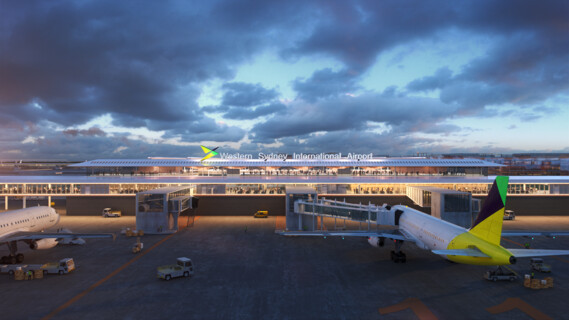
[[469, 176, 509, 245]]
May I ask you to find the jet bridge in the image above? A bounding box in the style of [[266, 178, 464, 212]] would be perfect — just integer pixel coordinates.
[[136, 186, 197, 234], [289, 197, 398, 231]]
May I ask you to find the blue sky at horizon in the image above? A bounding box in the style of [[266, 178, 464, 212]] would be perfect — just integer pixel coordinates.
[[1, 0, 568, 160]]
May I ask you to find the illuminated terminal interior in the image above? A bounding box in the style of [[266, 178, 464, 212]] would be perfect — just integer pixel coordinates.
[[0, 180, 566, 197]]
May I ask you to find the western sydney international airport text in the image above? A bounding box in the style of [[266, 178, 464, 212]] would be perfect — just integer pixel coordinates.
[[218, 152, 374, 160]]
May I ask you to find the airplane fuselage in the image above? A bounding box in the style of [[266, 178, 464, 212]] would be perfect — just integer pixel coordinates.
[[372, 205, 515, 266], [0, 206, 59, 240]]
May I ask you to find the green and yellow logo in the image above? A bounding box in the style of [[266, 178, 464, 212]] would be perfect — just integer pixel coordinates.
[[200, 145, 219, 162]]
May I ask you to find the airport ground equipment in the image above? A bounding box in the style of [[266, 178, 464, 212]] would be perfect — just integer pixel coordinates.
[[254, 210, 268, 218], [157, 257, 194, 280], [503, 210, 515, 220], [523, 274, 554, 289], [13, 269, 38, 280], [102, 208, 122, 217], [1, 258, 75, 276], [484, 266, 518, 281], [530, 258, 551, 273], [1, 264, 27, 275], [124, 228, 144, 237], [132, 237, 143, 253]]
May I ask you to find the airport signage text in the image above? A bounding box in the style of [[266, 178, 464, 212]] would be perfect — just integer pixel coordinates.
[[217, 152, 373, 160]]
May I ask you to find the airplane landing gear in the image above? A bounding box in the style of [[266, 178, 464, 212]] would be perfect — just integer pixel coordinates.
[[1, 241, 24, 264], [1, 255, 18, 264], [390, 251, 406, 263], [390, 240, 406, 263]]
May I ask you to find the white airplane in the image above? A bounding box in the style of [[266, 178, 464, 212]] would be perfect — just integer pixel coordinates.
[[281, 176, 569, 265], [0, 206, 114, 264]]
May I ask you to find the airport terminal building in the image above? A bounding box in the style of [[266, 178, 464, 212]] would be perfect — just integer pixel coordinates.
[[1, 155, 568, 217]]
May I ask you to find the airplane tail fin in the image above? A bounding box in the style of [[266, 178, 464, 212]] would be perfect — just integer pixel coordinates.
[[468, 176, 509, 246]]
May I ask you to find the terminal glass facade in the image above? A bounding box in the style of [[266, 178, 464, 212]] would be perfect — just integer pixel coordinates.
[[444, 194, 471, 213], [1, 182, 568, 197]]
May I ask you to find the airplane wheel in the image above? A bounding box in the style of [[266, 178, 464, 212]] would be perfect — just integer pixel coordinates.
[[390, 251, 396, 262], [400, 253, 407, 263], [8, 256, 16, 264], [16, 254, 24, 263]]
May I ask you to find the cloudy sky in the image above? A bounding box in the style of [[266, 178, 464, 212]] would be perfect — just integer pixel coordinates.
[[1, 0, 568, 160]]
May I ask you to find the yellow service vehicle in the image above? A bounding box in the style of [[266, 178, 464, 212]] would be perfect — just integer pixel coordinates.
[[254, 210, 268, 218], [102, 208, 122, 217]]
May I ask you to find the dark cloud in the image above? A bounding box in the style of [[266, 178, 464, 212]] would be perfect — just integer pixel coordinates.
[[0, 0, 299, 142], [0, 0, 567, 158], [250, 93, 458, 142], [293, 68, 361, 102], [223, 103, 286, 120], [63, 127, 106, 137], [286, 1, 458, 72], [221, 82, 279, 107], [407, 68, 453, 92], [203, 82, 284, 120]]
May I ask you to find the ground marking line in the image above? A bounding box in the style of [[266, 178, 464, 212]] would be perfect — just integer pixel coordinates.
[[378, 297, 438, 320], [42, 216, 200, 320], [486, 297, 553, 320]]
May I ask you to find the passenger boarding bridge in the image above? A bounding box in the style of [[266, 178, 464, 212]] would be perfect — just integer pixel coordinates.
[[293, 198, 394, 231], [286, 185, 478, 232]]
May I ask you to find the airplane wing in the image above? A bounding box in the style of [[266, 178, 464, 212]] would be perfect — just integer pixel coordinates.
[[502, 231, 569, 237], [2, 232, 116, 242], [507, 248, 569, 258], [432, 248, 490, 258], [278, 230, 411, 242]]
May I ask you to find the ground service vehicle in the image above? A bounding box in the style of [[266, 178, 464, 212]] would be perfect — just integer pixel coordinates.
[[132, 237, 143, 254], [1, 264, 26, 275], [254, 210, 268, 218], [102, 208, 122, 217], [530, 258, 551, 273], [1, 258, 75, 275], [503, 210, 515, 220], [39, 258, 75, 275], [484, 266, 518, 281], [157, 257, 194, 280]]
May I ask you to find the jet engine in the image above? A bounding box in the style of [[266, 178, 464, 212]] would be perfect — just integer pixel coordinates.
[[29, 238, 58, 250], [368, 236, 385, 248]]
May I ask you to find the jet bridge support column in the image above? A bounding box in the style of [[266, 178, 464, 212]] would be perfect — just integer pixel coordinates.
[[285, 187, 318, 231]]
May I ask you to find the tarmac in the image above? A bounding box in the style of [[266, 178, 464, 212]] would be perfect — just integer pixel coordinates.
[[1, 215, 569, 320]]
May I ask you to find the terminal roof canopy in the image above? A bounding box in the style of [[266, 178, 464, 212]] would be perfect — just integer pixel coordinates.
[[70, 158, 503, 168]]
